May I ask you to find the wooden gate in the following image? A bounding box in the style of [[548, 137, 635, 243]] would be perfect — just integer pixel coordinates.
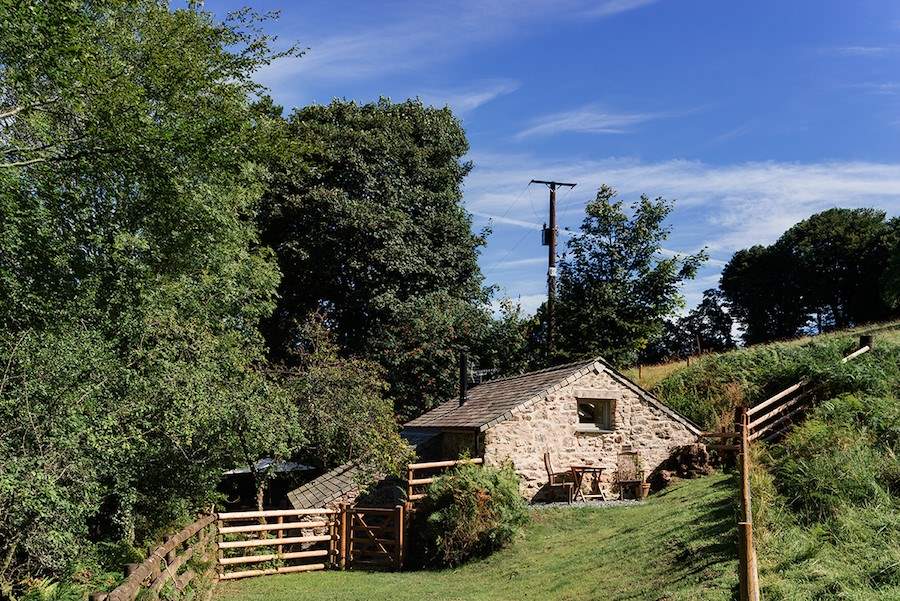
[[344, 506, 404, 570]]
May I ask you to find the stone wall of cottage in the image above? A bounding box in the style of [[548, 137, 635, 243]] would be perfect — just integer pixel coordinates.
[[482, 367, 697, 501]]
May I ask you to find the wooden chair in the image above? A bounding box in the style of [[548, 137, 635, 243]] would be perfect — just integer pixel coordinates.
[[543, 452, 574, 503], [615, 447, 645, 500]]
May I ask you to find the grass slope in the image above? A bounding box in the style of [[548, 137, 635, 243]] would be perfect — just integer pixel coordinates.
[[216, 474, 737, 601], [648, 323, 900, 600]]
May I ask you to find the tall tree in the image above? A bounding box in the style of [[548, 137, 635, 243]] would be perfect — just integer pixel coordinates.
[[720, 208, 898, 343], [779, 208, 895, 328], [719, 244, 809, 343], [0, 2, 301, 588], [641, 289, 735, 362], [259, 98, 490, 418], [553, 185, 706, 365]]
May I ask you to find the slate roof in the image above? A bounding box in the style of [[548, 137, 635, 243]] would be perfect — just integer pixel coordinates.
[[287, 462, 359, 509], [403, 357, 701, 435], [287, 429, 438, 509], [404, 359, 599, 430]]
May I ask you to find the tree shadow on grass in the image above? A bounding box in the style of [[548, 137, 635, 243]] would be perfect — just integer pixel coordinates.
[[662, 476, 740, 599]]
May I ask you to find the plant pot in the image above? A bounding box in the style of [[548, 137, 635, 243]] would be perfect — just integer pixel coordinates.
[[639, 482, 651, 500]]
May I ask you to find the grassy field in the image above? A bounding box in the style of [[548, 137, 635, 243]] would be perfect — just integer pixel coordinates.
[[216, 474, 737, 601]]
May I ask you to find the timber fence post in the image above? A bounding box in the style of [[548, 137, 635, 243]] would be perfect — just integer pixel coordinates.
[[339, 503, 348, 570], [395, 504, 405, 571]]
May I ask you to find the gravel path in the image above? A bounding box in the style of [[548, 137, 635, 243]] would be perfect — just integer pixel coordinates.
[[530, 499, 644, 510]]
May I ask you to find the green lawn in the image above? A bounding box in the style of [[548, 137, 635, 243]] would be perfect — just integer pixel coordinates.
[[215, 474, 738, 601]]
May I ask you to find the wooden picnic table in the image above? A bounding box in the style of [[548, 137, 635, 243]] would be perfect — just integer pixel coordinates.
[[569, 465, 606, 502]]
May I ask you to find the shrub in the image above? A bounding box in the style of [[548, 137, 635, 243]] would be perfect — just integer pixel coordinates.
[[413, 462, 529, 567]]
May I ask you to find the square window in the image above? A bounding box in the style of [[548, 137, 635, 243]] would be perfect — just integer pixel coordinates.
[[577, 398, 614, 430]]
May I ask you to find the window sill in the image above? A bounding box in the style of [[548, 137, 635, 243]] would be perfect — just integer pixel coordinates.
[[575, 425, 615, 434]]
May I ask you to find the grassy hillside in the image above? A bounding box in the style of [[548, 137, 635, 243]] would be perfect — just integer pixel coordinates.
[[650, 323, 900, 600], [217, 475, 737, 601], [645, 322, 900, 430]]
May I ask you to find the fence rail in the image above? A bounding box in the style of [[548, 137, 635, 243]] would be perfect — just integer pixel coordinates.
[[216, 508, 339, 580], [406, 457, 483, 505], [746, 339, 871, 442], [92, 513, 216, 601], [699, 335, 876, 601]]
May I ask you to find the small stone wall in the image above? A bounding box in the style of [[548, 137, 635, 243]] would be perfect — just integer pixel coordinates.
[[482, 366, 697, 501]]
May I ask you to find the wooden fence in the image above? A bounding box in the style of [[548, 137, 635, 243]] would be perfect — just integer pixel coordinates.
[[216, 508, 340, 580], [745, 339, 871, 443], [406, 457, 483, 507], [93, 514, 217, 601], [345, 505, 405, 570], [699, 335, 875, 601], [735, 407, 761, 601]]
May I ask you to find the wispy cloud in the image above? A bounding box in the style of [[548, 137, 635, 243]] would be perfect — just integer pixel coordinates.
[[582, 0, 659, 17], [492, 256, 547, 269], [848, 82, 900, 95], [257, 0, 660, 99], [418, 80, 520, 114], [465, 152, 900, 258], [832, 45, 898, 57], [710, 121, 757, 143], [516, 104, 668, 138]]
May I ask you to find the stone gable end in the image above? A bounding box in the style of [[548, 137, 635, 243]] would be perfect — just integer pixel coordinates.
[[481, 365, 697, 501]]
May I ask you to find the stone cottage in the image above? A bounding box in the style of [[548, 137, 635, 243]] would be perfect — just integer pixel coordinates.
[[404, 357, 700, 500], [288, 357, 699, 507]]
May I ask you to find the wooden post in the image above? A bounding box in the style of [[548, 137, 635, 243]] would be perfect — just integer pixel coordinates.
[[339, 504, 348, 569], [638, 364, 642, 380], [328, 512, 337, 568], [736, 406, 760, 601], [276, 515, 283, 557], [163, 535, 176, 565], [859, 334, 873, 349], [394, 505, 405, 571], [216, 516, 224, 580]]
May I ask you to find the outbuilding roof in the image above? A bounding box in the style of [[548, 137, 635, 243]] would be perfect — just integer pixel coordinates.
[[403, 357, 701, 435], [286, 429, 439, 509]]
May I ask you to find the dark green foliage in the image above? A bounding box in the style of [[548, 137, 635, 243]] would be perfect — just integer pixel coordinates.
[[0, 2, 301, 593], [258, 98, 490, 419], [474, 299, 541, 377], [554, 185, 706, 366], [413, 463, 529, 568], [642, 289, 736, 362], [721, 209, 899, 344], [273, 316, 413, 480]]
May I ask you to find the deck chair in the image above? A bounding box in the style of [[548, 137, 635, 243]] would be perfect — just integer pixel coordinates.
[[544, 452, 574, 503], [615, 447, 645, 500]]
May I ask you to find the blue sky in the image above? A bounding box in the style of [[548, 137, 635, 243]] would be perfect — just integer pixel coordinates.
[[215, 0, 900, 314]]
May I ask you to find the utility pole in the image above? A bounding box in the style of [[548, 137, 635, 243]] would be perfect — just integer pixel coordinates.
[[531, 179, 576, 357]]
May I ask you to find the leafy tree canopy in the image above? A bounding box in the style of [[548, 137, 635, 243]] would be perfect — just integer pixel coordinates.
[[0, 1, 305, 589], [553, 185, 706, 365], [720, 208, 898, 343], [641, 289, 736, 363], [259, 98, 491, 418]]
